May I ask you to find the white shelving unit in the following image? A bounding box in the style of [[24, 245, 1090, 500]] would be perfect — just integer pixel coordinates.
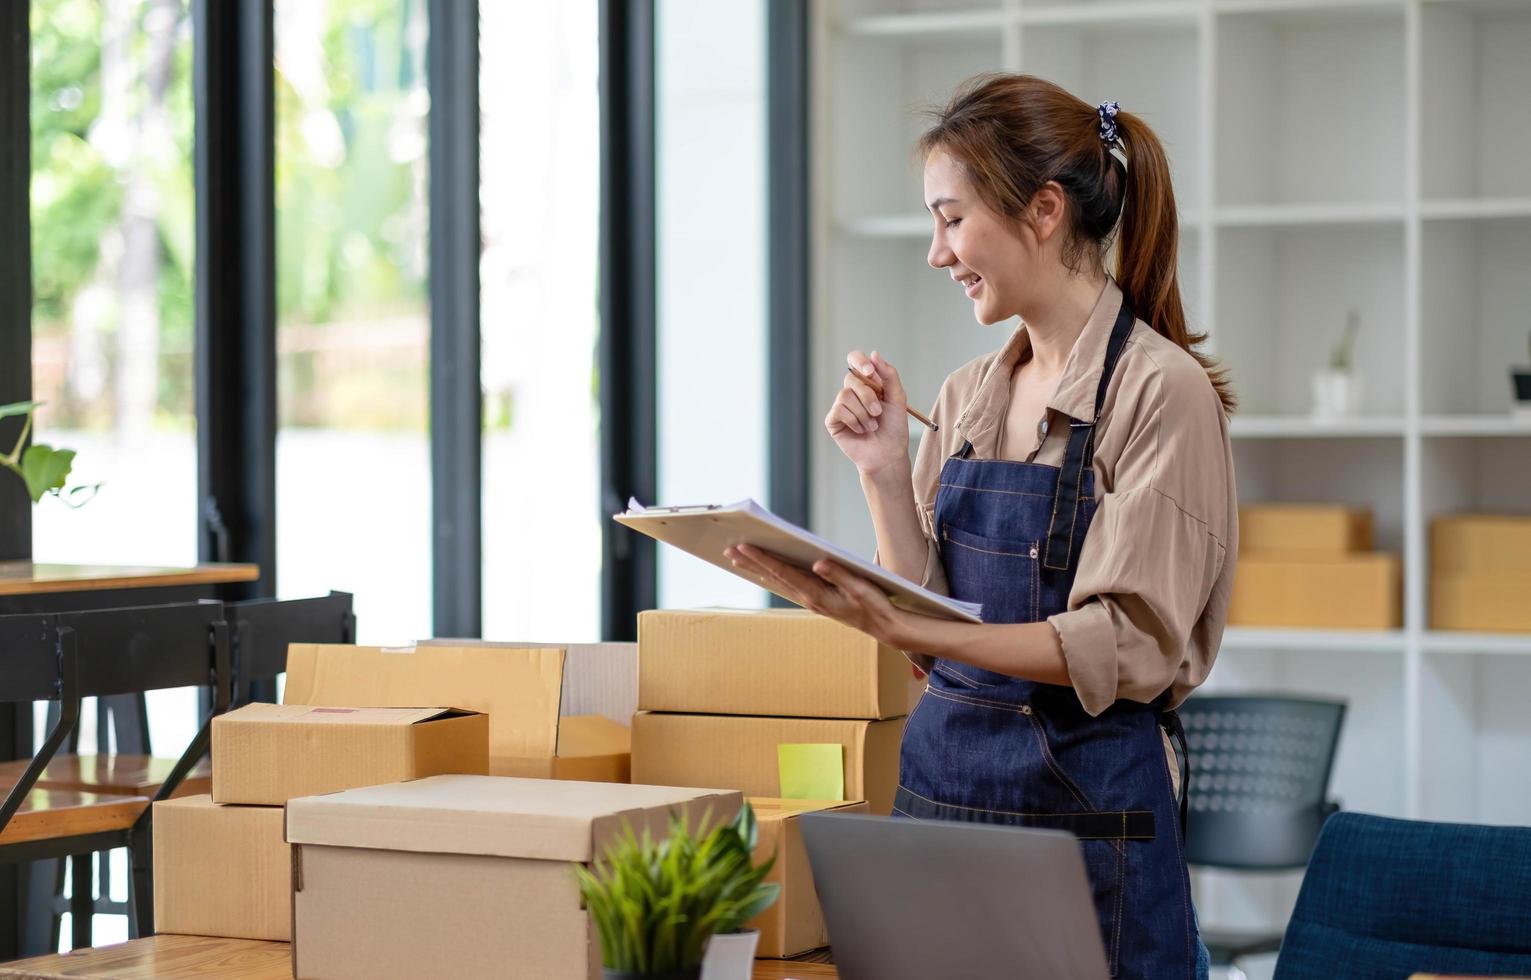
[[812, 0, 1531, 956]]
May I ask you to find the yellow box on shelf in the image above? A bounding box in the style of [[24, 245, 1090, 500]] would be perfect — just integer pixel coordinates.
[[1238, 504, 1373, 555], [1228, 552, 1401, 629], [1431, 515, 1531, 575]]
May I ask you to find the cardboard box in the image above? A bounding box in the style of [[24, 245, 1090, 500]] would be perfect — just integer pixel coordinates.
[[419, 639, 638, 725], [283, 644, 630, 781], [287, 775, 741, 980], [1239, 504, 1373, 555], [211, 703, 489, 806], [631, 713, 904, 816], [1228, 552, 1401, 629], [1432, 515, 1531, 574], [747, 798, 867, 958], [638, 609, 908, 720], [1432, 573, 1531, 632], [153, 795, 289, 941]]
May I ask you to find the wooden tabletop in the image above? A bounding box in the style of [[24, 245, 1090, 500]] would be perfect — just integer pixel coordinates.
[[0, 937, 841, 978], [0, 935, 286, 979], [0, 563, 259, 597]]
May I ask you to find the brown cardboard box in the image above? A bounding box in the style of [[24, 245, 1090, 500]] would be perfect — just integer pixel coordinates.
[[287, 774, 740, 980], [153, 795, 289, 941], [638, 609, 908, 720], [630, 713, 904, 815], [419, 639, 638, 725], [1228, 552, 1402, 629], [1431, 573, 1531, 632], [211, 703, 489, 806], [1432, 515, 1531, 574], [283, 644, 630, 781], [1239, 504, 1373, 554], [1230, 552, 1403, 628], [747, 798, 867, 958]]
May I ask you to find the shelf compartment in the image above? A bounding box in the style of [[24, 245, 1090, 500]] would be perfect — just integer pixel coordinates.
[[1421, 1, 1531, 201], [1019, 18, 1204, 207], [828, 33, 1004, 222], [1234, 438, 1405, 553], [1215, 4, 1404, 208], [1201, 645, 1406, 817], [1419, 217, 1531, 416], [1417, 653, 1531, 825], [1215, 224, 1405, 417]]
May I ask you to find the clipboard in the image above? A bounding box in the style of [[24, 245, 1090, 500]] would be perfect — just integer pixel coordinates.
[[614, 497, 983, 623]]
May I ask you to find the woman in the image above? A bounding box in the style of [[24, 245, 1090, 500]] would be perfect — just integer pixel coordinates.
[[727, 74, 1236, 979]]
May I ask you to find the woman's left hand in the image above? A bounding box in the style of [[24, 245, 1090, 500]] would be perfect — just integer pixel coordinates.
[[725, 543, 924, 650]]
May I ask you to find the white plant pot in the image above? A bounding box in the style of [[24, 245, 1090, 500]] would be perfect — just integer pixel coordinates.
[[1310, 370, 1364, 419], [700, 929, 760, 980]]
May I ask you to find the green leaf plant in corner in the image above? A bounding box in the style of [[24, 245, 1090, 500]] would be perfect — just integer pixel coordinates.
[[574, 802, 780, 980], [0, 402, 99, 507]]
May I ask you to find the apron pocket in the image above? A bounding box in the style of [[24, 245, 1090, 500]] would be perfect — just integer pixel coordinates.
[[939, 523, 1041, 686]]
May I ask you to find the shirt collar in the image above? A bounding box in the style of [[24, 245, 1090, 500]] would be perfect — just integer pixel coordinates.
[[954, 277, 1126, 455]]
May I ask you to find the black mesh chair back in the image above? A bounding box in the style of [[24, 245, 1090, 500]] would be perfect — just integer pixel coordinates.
[[226, 591, 355, 703], [1179, 694, 1346, 870]]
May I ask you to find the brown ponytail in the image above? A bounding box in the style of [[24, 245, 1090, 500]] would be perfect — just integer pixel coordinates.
[[918, 73, 1236, 414]]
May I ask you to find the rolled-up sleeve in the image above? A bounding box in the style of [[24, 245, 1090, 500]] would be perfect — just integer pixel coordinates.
[[1048, 354, 1233, 717]]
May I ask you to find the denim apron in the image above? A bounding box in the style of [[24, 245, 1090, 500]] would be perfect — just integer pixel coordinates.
[[893, 297, 1202, 979]]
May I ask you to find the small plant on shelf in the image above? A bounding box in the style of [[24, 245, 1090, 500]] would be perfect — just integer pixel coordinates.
[[1312, 310, 1364, 419]]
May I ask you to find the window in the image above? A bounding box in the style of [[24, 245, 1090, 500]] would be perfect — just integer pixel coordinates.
[[479, 2, 603, 640], [29, 0, 197, 568], [274, 0, 431, 644]]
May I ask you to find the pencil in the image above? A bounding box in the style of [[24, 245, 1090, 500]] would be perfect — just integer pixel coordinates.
[[854, 370, 938, 431]]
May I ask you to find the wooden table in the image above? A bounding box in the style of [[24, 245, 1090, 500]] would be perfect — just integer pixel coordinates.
[[0, 936, 841, 979], [0, 564, 259, 961], [0, 564, 259, 600]]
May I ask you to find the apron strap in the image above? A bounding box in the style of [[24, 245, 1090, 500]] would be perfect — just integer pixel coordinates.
[[1041, 294, 1137, 572]]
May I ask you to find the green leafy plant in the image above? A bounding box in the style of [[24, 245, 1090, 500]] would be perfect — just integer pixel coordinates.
[[1329, 309, 1361, 372], [0, 401, 98, 506], [574, 803, 780, 976]]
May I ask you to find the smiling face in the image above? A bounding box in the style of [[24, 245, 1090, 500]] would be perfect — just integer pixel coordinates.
[[924, 146, 1068, 326]]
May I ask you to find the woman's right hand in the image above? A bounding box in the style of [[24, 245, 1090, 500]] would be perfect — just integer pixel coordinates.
[[825, 350, 911, 476]]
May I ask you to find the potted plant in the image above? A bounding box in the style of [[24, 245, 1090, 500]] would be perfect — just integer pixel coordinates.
[[1512, 330, 1531, 422], [0, 401, 96, 505], [1311, 309, 1363, 418], [575, 802, 779, 980]]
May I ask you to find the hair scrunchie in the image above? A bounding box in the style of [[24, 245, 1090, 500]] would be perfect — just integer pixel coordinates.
[[1096, 100, 1121, 149]]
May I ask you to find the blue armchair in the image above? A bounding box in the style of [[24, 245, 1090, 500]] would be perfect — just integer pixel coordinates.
[[1275, 812, 1531, 979]]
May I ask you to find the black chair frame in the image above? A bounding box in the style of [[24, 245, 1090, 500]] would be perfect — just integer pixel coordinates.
[[0, 602, 232, 948]]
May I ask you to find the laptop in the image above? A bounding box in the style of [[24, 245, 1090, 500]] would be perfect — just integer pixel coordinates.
[[799, 811, 1111, 980]]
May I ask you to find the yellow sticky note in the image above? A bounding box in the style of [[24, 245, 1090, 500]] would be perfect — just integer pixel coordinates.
[[777, 743, 844, 801]]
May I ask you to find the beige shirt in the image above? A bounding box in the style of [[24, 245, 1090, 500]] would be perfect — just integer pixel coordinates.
[[904, 278, 1237, 719]]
